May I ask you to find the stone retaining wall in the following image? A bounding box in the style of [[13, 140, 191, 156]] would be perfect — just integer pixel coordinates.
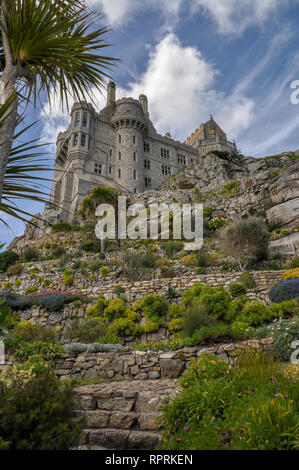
[[55, 338, 275, 382]]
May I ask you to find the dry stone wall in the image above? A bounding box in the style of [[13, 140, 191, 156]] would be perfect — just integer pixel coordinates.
[[55, 338, 275, 382]]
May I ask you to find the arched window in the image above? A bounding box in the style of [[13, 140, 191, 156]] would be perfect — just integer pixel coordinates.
[[82, 112, 88, 128], [73, 134, 78, 146], [74, 112, 80, 127], [81, 134, 86, 147]]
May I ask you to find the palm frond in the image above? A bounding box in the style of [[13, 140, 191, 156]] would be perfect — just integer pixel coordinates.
[[3, 0, 119, 108]]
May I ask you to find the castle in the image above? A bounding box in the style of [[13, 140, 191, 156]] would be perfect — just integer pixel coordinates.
[[49, 82, 237, 221]]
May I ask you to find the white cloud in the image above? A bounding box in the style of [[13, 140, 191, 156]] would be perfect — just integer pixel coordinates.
[[86, 0, 182, 26], [117, 33, 255, 141], [87, 0, 293, 35], [190, 0, 291, 35]]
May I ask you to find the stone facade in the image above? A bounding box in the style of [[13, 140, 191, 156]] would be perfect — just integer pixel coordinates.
[[49, 81, 236, 222]]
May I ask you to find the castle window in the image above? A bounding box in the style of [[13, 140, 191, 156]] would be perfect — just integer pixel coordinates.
[[162, 165, 171, 176], [81, 134, 86, 147], [133, 136, 136, 144], [161, 148, 170, 159], [118, 169, 121, 178], [118, 134, 121, 143], [109, 149, 112, 157], [74, 112, 80, 127], [73, 134, 78, 146], [134, 187, 137, 194], [82, 112, 88, 128], [177, 153, 186, 165], [133, 170, 137, 180], [109, 166, 112, 174], [94, 163, 102, 175], [118, 151, 121, 160], [133, 152, 136, 162], [145, 177, 151, 188], [144, 159, 150, 170], [144, 142, 150, 153]]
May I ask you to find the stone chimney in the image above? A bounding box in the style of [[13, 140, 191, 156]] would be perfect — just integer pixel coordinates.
[[107, 81, 116, 106]]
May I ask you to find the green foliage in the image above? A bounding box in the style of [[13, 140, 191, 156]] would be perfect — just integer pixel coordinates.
[[86, 295, 108, 319], [12, 321, 56, 344], [203, 206, 212, 218], [80, 240, 100, 253], [108, 310, 142, 337], [52, 246, 66, 258], [179, 354, 229, 388], [7, 263, 24, 275], [24, 286, 38, 295], [65, 318, 108, 343], [11, 341, 64, 362], [0, 371, 81, 450], [114, 286, 125, 297], [240, 271, 256, 289], [168, 304, 184, 319], [64, 274, 74, 286], [208, 217, 229, 232], [224, 295, 249, 323], [159, 352, 298, 450], [229, 282, 246, 297], [0, 251, 19, 272], [164, 285, 179, 301], [236, 302, 269, 327], [220, 180, 240, 197], [183, 304, 215, 337], [168, 317, 184, 331], [162, 241, 183, 258], [23, 247, 39, 262], [51, 222, 75, 233], [134, 294, 167, 320], [0, 302, 19, 329], [100, 266, 109, 276]]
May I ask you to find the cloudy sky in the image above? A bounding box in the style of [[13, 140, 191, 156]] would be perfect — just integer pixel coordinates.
[[2, 0, 299, 246]]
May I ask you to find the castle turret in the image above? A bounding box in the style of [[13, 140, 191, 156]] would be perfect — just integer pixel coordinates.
[[107, 81, 116, 107]]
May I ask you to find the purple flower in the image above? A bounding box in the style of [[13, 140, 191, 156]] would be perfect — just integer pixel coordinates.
[[176, 438, 182, 442], [250, 388, 256, 392], [284, 395, 289, 399], [184, 427, 189, 431]]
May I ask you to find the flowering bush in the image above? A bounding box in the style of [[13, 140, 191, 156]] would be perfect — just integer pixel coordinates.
[[254, 317, 299, 361], [281, 268, 299, 280], [269, 278, 299, 303]]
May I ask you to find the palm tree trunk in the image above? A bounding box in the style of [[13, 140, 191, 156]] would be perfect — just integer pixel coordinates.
[[0, 1, 18, 206], [0, 79, 18, 206]]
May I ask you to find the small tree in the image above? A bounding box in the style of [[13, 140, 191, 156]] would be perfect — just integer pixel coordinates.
[[219, 217, 270, 271]]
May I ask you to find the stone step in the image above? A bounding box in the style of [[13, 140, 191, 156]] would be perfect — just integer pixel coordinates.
[[73, 379, 179, 450]]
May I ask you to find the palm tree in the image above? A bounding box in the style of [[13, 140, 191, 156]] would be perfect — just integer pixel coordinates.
[[78, 186, 120, 252], [0, 0, 118, 205]]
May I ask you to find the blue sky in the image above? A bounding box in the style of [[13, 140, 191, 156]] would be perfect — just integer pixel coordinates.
[[2, 0, 299, 247]]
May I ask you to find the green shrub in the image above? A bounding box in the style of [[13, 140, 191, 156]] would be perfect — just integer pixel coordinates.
[[12, 321, 56, 343], [23, 247, 39, 262], [14, 279, 21, 288], [86, 296, 108, 319], [51, 221, 73, 232], [182, 283, 230, 320], [0, 251, 19, 272], [12, 341, 64, 362], [164, 285, 179, 301], [168, 317, 184, 331], [100, 266, 109, 276], [65, 318, 108, 343], [64, 274, 74, 286], [203, 206, 212, 218], [220, 180, 240, 197], [237, 302, 269, 327], [52, 246, 66, 258], [229, 282, 246, 297], [107, 310, 143, 337], [114, 286, 125, 297], [240, 271, 256, 289], [24, 286, 38, 295], [0, 370, 81, 450], [168, 304, 184, 318], [42, 278, 51, 287], [7, 264, 24, 276], [134, 294, 167, 319], [183, 304, 215, 337], [163, 241, 183, 258], [180, 353, 229, 388], [80, 240, 100, 253], [208, 217, 229, 232], [104, 298, 127, 319], [224, 295, 248, 323]]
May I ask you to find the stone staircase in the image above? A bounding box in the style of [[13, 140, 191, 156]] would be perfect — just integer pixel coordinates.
[[72, 379, 179, 450]]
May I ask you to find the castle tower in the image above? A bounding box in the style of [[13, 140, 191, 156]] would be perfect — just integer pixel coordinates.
[[111, 96, 148, 193]]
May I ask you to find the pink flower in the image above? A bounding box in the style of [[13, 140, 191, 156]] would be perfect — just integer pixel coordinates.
[[284, 395, 289, 399], [274, 393, 280, 397], [184, 427, 189, 431], [176, 438, 182, 442], [250, 388, 256, 392]]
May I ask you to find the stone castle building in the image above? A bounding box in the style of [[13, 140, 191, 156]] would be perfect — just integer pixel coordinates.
[[50, 82, 237, 221]]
